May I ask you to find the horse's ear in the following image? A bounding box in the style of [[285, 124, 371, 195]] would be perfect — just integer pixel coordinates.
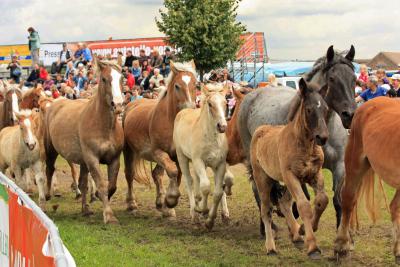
[[170, 61, 177, 74], [299, 78, 308, 98], [345, 45, 355, 62], [190, 60, 196, 70], [319, 85, 329, 98], [326, 45, 334, 63]]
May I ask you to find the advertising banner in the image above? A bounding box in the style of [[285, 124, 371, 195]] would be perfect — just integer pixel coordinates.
[[40, 43, 63, 67], [0, 45, 32, 67], [0, 184, 9, 267]]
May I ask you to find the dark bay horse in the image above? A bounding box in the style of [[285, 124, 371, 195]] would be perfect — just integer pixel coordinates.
[[334, 97, 400, 264], [123, 61, 197, 217], [238, 45, 357, 234], [43, 59, 124, 224]]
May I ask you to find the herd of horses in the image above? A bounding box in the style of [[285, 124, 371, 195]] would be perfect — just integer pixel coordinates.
[[1, 45, 400, 263]]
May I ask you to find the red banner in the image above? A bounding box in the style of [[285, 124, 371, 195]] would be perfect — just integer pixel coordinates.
[[8, 190, 55, 267]]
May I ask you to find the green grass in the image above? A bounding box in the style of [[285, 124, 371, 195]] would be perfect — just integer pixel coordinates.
[[39, 158, 397, 267]]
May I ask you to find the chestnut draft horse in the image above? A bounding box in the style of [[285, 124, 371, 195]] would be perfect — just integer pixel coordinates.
[[43, 59, 124, 224], [123, 60, 197, 216], [250, 79, 329, 259], [0, 82, 22, 131], [334, 97, 400, 264]]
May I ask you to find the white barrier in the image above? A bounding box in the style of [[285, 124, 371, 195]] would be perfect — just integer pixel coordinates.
[[0, 172, 75, 267]]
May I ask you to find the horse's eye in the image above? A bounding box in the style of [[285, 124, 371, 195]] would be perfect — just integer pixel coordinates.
[[329, 76, 335, 82], [102, 77, 107, 83]]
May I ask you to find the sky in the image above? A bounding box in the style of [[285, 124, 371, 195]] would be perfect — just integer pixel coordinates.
[[0, 0, 399, 60]]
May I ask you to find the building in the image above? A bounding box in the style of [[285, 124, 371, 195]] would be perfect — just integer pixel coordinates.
[[368, 52, 400, 70]]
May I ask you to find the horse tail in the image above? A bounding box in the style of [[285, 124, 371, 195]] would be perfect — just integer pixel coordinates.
[[354, 169, 389, 226], [132, 156, 152, 186]]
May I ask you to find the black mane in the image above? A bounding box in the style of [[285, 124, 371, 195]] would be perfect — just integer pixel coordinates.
[[305, 51, 354, 82]]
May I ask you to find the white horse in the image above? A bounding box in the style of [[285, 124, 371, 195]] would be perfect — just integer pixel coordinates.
[[0, 109, 47, 210], [174, 83, 229, 229]]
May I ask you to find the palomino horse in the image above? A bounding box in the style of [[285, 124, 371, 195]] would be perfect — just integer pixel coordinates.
[[123, 60, 197, 216], [250, 79, 329, 258], [334, 97, 400, 264], [43, 59, 124, 224], [174, 83, 228, 229], [238, 46, 357, 235], [0, 82, 22, 131], [0, 109, 46, 210]]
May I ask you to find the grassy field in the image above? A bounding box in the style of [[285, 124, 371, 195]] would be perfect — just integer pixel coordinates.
[[40, 158, 396, 267]]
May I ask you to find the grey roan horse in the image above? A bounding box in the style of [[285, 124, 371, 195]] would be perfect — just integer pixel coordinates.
[[238, 45, 357, 235]]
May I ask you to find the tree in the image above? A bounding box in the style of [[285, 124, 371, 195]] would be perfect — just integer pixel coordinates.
[[156, 0, 246, 81]]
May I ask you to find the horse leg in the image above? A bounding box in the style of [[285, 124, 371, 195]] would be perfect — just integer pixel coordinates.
[[45, 152, 57, 200], [251, 179, 265, 237], [89, 176, 97, 203], [390, 190, 400, 264], [223, 168, 234, 196], [205, 163, 226, 230], [278, 189, 303, 244], [32, 161, 46, 211], [85, 156, 118, 224], [107, 156, 120, 200], [153, 149, 180, 208], [78, 164, 91, 216], [308, 170, 329, 233], [283, 171, 320, 258], [23, 168, 34, 195], [219, 192, 230, 224], [151, 164, 166, 211], [192, 159, 210, 216], [177, 151, 196, 222], [332, 162, 345, 228], [334, 160, 370, 256], [252, 161, 276, 254], [69, 162, 81, 198], [123, 145, 138, 211]]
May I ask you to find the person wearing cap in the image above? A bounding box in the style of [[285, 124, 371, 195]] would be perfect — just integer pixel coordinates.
[[388, 74, 400, 97], [162, 47, 175, 77], [355, 75, 387, 103], [27, 27, 40, 68]]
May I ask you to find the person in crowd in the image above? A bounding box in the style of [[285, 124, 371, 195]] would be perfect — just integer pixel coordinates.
[[388, 74, 400, 97], [130, 86, 143, 102], [106, 53, 112, 61], [124, 50, 137, 68], [141, 59, 152, 74], [138, 49, 148, 68], [73, 43, 84, 66], [66, 73, 75, 88], [142, 90, 152, 99], [124, 91, 132, 105], [81, 43, 92, 65], [149, 68, 164, 91], [268, 73, 278, 87], [50, 85, 60, 99], [7, 56, 22, 84], [150, 48, 163, 70], [27, 27, 40, 68], [222, 68, 234, 83], [117, 51, 124, 67], [161, 47, 174, 77], [355, 75, 387, 103], [53, 43, 72, 74], [25, 64, 40, 86], [39, 65, 48, 83], [65, 61, 76, 79], [131, 60, 141, 83], [126, 69, 135, 90], [43, 74, 55, 91], [358, 64, 369, 83], [77, 63, 87, 76], [54, 73, 65, 90], [85, 72, 97, 90], [140, 70, 151, 91], [152, 91, 159, 99], [376, 68, 390, 85], [355, 79, 364, 97], [73, 70, 87, 92]]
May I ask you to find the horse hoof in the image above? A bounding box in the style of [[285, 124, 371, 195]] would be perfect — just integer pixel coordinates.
[[205, 219, 214, 230], [308, 248, 322, 260], [45, 194, 51, 201], [75, 193, 82, 200], [126, 204, 138, 212], [54, 192, 62, 198], [155, 199, 163, 210], [221, 214, 230, 225], [395, 256, 400, 265], [165, 196, 179, 209], [293, 238, 304, 249], [298, 224, 305, 235], [52, 204, 59, 212], [82, 210, 94, 217], [90, 194, 97, 203], [162, 208, 176, 218], [267, 250, 278, 256], [106, 216, 119, 225]]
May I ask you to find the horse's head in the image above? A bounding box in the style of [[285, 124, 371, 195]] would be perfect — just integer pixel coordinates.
[[165, 60, 197, 110], [95, 58, 124, 114], [202, 83, 227, 133], [307, 45, 357, 129], [299, 78, 329, 146], [4, 85, 22, 125], [21, 84, 43, 109], [14, 109, 36, 151]]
